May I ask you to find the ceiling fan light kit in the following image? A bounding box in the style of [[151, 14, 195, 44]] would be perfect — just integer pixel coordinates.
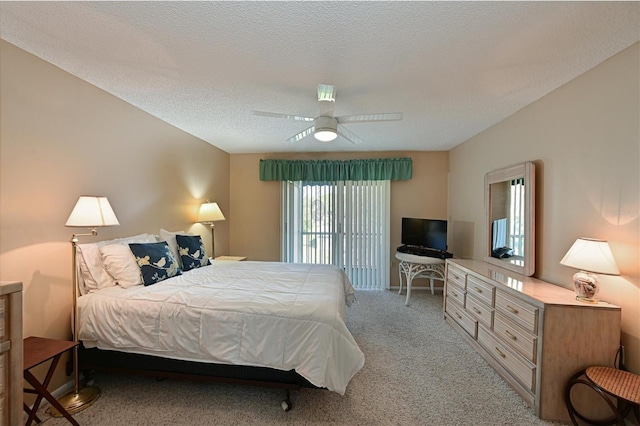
[[313, 116, 338, 142], [252, 84, 402, 145]]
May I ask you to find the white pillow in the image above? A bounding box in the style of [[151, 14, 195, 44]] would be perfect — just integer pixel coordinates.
[[77, 233, 155, 292], [99, 244, 143, 289], [159, 228, 190, 267]]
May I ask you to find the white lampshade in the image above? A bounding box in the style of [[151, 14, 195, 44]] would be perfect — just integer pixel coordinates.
[[65, 196, 120, 228], [560, 238, 620, 275], [198, 201, 225, 223]]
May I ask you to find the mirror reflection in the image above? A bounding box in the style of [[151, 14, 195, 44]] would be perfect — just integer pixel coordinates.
[[489, 178, 525, 261], [485, 162, 535, 276]]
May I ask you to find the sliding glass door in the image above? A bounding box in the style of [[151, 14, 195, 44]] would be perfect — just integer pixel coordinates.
[[281, 180, 390, 290]]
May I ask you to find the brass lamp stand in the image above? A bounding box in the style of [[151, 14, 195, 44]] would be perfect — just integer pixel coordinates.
[[197, 200, 225, 259], [208, 222, 217, 259], [52, 232, 100, 415], [53, 196, 119, 416]]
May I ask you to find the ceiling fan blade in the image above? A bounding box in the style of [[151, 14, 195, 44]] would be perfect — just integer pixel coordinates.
[[337, 125, 364, 145], [337, 113, 403, 124], [317, 84, 336, 102], [287, 125, 315, 142], [251, 110, 314, 122]]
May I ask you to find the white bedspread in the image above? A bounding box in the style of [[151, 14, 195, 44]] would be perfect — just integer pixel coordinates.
[[78, 261, 365, 394]]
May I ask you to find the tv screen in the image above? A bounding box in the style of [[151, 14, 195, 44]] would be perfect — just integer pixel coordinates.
[[401, 218, 448, 251]]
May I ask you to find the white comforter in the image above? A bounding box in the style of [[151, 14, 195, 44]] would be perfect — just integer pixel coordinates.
[[78, 261, 365, 394]]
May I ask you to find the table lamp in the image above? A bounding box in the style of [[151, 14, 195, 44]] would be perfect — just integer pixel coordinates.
[[560, 237, 619, 303], [197, 200, 225, 258], [54, 196, 119, 415]]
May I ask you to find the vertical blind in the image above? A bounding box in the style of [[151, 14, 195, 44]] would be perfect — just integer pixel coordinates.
[[510, 178, 526, 256], [281, 180, 390, 290]]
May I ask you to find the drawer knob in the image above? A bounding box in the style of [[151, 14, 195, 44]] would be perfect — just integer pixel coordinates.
[[505, 330, 517, 341], [506, 305, 519, 314], [455, 312, 462, 319], [452, 274, 459, 280], [451, 291, 458, 297], [474, 287, 483, 293], [494, 347, 506, 358], [472, 307, 481, 315]]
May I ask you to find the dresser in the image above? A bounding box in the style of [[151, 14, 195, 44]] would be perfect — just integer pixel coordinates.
[[0, 281, 23, 426], [443, 259, 621, 421]]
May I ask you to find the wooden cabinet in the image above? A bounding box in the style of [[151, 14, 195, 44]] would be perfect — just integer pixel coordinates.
[[443, 260, 621, 422], [0, 281, 22, 426]]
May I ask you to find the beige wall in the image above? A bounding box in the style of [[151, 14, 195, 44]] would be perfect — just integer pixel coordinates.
[[448, 43, 640, 373], [0, 40, 230, 389], [229, 151, 449, 288]]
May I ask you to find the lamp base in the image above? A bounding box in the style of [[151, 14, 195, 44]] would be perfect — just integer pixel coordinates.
[[575, 295, 599, 303], [51, 385, 100, 416], [573, 271, 599, 303]]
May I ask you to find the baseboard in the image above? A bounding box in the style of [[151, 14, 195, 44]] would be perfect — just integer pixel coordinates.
[[389, 285, 444, 291]]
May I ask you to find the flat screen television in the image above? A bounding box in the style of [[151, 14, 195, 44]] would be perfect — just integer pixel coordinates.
[[401, 218, 448, 251]]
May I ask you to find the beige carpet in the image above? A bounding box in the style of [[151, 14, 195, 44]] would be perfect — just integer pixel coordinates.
[[37, 290, 561, 425]]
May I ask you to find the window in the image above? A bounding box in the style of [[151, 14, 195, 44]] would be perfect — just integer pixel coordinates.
[[281, 180, 390, 290]]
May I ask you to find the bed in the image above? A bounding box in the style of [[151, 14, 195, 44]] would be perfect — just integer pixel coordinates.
[[74, 232, 365, 408]]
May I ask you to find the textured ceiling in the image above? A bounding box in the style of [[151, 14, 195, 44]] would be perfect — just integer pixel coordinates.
[[1, 2, 638, 154]]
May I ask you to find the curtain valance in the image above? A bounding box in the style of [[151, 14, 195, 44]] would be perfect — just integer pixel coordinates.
[[259, 158, 412, 182]]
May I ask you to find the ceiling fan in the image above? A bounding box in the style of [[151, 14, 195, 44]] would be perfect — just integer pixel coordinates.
[[251, 84, 402, 144]]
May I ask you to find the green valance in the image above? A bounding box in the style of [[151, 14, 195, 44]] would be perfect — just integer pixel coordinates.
[[259, 158, 412, 182]]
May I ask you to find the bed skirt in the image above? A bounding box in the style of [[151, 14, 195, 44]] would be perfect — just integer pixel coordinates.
[[78, 344, 318, 390]]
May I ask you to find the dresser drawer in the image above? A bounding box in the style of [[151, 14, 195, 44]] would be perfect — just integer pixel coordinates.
[[466, 295, 494, 328], [446, 282, 466, 307], [478, 325, 536, 393], [446, 301, 477, 338], [466, 275, 495, 306], [495, 290, 538, 334], [446, 265, 466, 289], [494, 313, 537, 363]]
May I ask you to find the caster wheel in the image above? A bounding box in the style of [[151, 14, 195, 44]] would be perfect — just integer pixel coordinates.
[[281, 400, 291, 412]]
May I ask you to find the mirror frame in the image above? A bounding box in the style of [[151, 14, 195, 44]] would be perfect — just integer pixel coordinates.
[[484, 161, 535, 276]]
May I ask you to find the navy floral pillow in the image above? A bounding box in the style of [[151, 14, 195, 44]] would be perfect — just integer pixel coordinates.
[[176, 235, 211, 271], [128, 242, 182, 286]]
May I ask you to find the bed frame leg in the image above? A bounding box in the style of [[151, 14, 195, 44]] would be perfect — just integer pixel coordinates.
[[281, 389, 292, 412]]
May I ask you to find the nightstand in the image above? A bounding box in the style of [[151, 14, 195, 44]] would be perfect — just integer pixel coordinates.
[[215, 256, 247, 261]]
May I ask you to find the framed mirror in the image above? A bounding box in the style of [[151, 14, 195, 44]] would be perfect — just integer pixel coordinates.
[[484, 162, 535, 276]]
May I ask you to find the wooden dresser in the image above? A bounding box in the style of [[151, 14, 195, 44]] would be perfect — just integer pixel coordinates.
[[443, 259, 621, 421], [0, 281, 23, 426]]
